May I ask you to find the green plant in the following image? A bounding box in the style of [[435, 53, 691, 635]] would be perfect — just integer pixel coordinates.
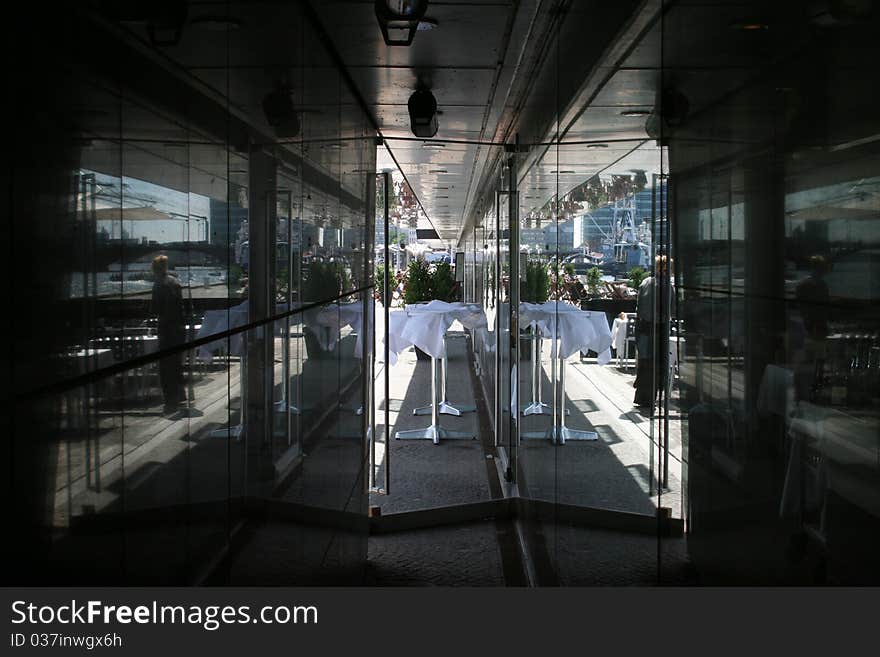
[[229, 263, 244, 286], [374, 263, 388, 304], [303, 260, 350, 302], [430, 261, 457, 302], [628, 266, 648, 289], [403, 258, 432, 304], [276, 266, 289, 300], [586, 266, 603, 295], [522, 260, 549, 303]]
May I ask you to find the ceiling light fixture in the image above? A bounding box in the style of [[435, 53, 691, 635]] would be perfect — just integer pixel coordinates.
[[190, 15, 243, 31], [408, 87, 439, 138], [621, 109, 651, 117], [429, 169, 448, 174], [730, 21, 769, 30], [585, 144, 608, 149], [375, 0, 429, 46], [262, 84, 300, 138], [98, 0, 188, 46]]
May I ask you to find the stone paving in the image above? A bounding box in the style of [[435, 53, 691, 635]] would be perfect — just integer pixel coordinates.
[[370, 328, 493, 513]]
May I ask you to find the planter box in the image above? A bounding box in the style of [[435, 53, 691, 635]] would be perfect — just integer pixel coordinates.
[[579, 298, 637, 329]]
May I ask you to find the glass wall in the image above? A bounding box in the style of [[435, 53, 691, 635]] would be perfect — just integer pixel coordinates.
[[668, 1, 880, 584], [7, 3, 374, 585], [456, 0, 676, 585], [462, 0, 879, 587]]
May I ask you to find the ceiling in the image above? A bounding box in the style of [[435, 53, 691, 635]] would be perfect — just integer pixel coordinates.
[[78, 0, 847, 243]]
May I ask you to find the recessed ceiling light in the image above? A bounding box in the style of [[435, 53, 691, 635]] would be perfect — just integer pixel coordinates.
[[190, 15, 243, 31], [422, 142, 446, 149], [586, 143, 608, 149], [550, 170, 576, 174], [730, 22, 769, 30], [621, 109, 651, 117], [429, 169, 448, 173]]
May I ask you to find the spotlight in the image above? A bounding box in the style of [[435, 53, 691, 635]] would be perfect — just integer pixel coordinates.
[[262, 85, 300, 138], [98, 0, 188, 46], [408, 88, 438, 138], [375, 0, 429, 46], [645, 88, 689, 144]]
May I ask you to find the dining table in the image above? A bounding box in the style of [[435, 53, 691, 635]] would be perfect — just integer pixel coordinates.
[[519, 301, 613, 444], [384, 300, 487, 444]]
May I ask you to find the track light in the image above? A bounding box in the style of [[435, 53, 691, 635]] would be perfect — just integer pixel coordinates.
[[408, 88, 438, 138], [98, 0, 188, 46], [375, 0, 429, 46], [645, 88, 689, 144], [262, 85, 300, 138]]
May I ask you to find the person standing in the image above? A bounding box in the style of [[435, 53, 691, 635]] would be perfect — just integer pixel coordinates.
[[794, 255, 831, 401], [150, 255, 187, 414], [633, 255, 674, 409], [611, 311, 629, 368]]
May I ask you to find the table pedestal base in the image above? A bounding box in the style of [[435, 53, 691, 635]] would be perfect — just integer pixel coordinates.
[[522, 426, 598, 444], [414, 401, 476, 416], [521, 356, 596, 445], [413, 338, 475, 416], [210, 425, 244, 440], [522, 400, 549, 415], [395, 425, 475, 445], [522, 401, 570, 416], [395, 355, 475, 444]]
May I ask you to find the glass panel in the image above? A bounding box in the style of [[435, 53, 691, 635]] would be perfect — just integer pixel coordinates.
[[668, 0, 880, 584], [10, 0, 374, 585]]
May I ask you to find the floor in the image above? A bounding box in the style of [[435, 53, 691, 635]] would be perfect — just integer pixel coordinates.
[[360, 319, 693, 586]]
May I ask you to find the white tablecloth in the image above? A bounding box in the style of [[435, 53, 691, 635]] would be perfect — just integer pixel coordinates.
[[384, 300, 487, 365], [519, 301, 612, 363], [610, 316, 628, 354], [197, 301, 250, 359], [197, 301, 300, 359], [310, 302, 364, 355], [64, 348, 114, 374], [758, 364, 795, 419]]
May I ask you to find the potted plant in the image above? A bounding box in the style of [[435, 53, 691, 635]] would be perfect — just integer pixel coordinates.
[[303, 260, 349, 358], [403, 259, 433, 360], [430, 261, 457, 302], [520, 260, 549, 360], [375, 263, 389, 306], [628, 265, 648, 290], [403, 258, 432, 306], [586, 266, 603, 298]]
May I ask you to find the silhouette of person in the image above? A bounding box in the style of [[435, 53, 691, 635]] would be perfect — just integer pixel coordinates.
[[795, 255, 831, 401], [150, 255, 187, 413], [633, 255, 674, 409]]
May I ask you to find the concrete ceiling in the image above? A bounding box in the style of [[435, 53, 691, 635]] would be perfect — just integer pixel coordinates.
[[77, 0, 826, 242]]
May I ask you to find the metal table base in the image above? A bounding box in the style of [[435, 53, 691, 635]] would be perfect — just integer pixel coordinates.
[[413, 334, 475, 416], [396, 355, 475, 444], [521, 356, 597, 445], [521, 334, 567, 416]]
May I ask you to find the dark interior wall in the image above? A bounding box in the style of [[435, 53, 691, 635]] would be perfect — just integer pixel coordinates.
[[668, 1, 880, 584], [4, 3, 375, 585]]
